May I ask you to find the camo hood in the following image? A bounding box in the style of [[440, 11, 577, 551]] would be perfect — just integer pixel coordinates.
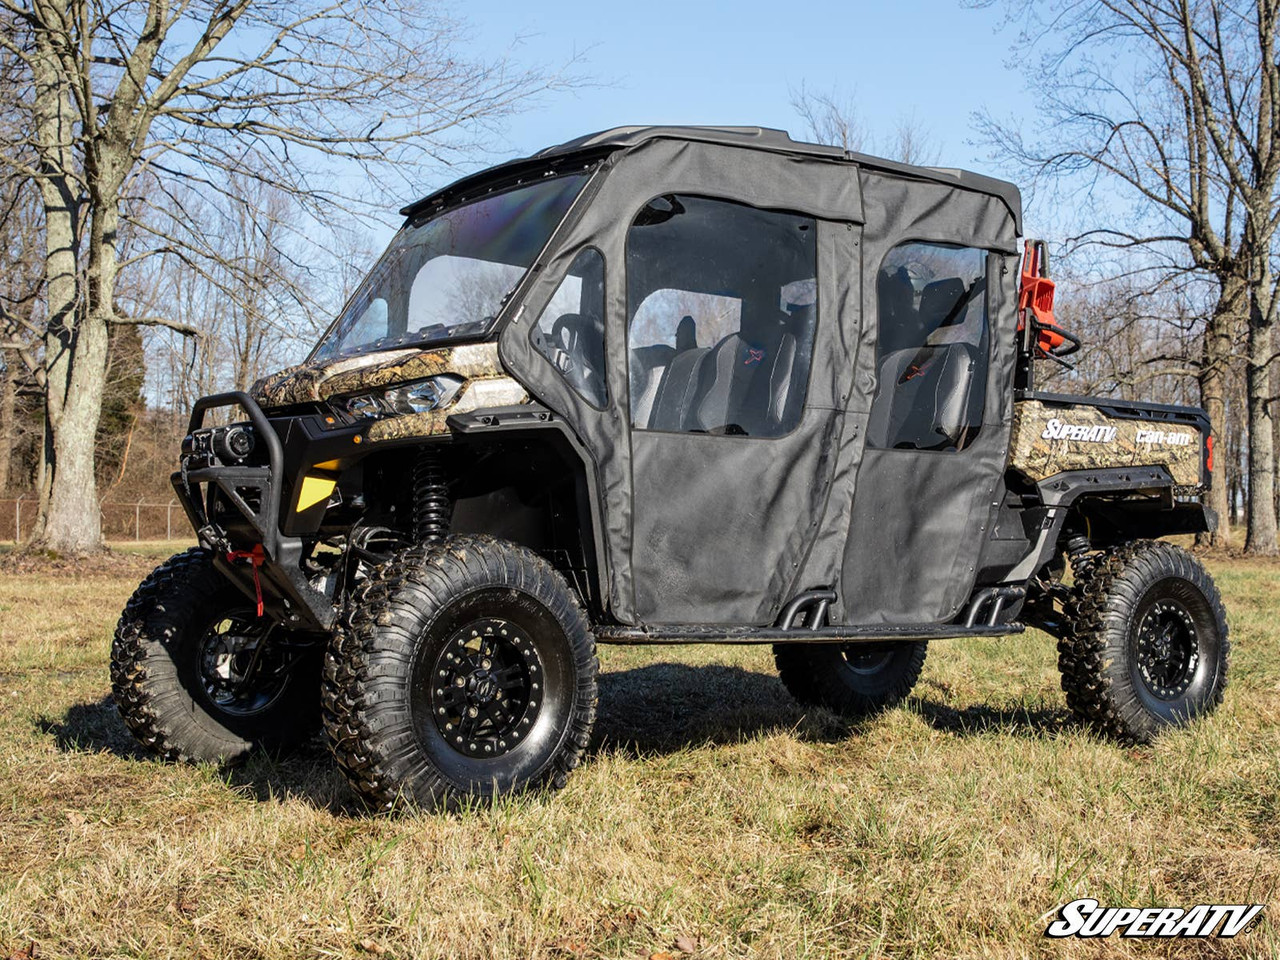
[[250, 342, 513, 409]]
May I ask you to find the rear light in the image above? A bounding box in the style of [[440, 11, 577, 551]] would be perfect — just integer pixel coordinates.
[[1206, 435, 1214, 473]]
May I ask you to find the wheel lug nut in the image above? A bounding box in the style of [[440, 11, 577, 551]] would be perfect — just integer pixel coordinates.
[[468, 706, 478, 717], [481, 659, 491, 669], [454, 677, 465, 687]]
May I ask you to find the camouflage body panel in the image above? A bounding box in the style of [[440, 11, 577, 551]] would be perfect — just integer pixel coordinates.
[[250, 340, 530, 443], [250, 342, 510, 408], [366, 377, 530, 442], [1009, 399, 1204, 487]]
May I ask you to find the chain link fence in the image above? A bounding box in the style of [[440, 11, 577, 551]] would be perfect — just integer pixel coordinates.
[[0, 497, 187, 542]]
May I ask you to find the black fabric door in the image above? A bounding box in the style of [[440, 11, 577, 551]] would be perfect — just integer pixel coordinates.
[[839, 242, 1017, 625], [499, 138, 866, 626], [625, 194, 831, 624]]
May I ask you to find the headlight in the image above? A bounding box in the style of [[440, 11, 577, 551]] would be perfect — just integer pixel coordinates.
[[337, 375, 465, 421], [343, 394, 383, 420], [384, 376, 465, 414]]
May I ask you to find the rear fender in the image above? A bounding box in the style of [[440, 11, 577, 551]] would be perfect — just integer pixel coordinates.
[[998, 466, 1214, 585]]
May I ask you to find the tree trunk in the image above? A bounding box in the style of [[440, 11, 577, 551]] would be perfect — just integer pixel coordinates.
[[1244, 282, 1279, 555], [0, 353, 13, 495], [28, 25, 86, 551], [36, 166, 126, 554], [1197, 274, 1245, 548]]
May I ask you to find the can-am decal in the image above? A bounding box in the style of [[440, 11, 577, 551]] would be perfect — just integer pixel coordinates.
[[1135, 427, 1194, 446], [1040, 419, 1118, 443], [1045, 899, 1265, 939]]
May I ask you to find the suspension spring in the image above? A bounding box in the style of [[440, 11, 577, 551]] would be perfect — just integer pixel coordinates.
[[412, 449, 453, 545], [1064, 533, 1094, 582]]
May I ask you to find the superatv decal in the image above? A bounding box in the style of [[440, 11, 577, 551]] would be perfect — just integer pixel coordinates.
[[1040, 419, 1118, 443], [1009, 399, 1203, 486], [251, 342, 508, 408], [1045, 898, 1264, 939]]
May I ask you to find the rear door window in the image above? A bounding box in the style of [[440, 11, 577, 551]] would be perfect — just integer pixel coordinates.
[[868, 242, 989, 452]]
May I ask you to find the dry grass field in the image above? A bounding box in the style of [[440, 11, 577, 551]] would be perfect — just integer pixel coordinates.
[[0, 544, 1277, 959]]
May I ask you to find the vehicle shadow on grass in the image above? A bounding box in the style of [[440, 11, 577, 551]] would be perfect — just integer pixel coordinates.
[[36, 695, 355, 812], [909, 699, 1073, 738], [38, 670, 1071, 812], [590, 662, 823, 757], [37, 696, 148, 760], [589, 662, 1072, 757]]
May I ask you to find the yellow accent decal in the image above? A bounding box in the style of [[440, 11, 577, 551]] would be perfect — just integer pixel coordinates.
[[296, 475, 336, 512], [312, 459, 342, 470]]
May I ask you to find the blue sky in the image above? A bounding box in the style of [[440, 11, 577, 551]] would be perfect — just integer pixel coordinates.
[[457, 0, 1033, 187]]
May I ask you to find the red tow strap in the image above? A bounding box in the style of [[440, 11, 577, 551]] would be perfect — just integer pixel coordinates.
[[226, 543, 267, 617]]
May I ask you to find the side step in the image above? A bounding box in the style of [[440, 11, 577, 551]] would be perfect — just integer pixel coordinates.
[[594, 622, 1025, 646]]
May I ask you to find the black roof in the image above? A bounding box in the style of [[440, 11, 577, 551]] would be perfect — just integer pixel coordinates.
[[402, 125, 1022, 231]]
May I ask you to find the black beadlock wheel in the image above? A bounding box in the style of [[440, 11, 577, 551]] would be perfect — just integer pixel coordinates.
[[322, 536, 599, 811], [110, 548, 323, 763], [1059, 540, 1229, 743], [773, 640, 928, 719]]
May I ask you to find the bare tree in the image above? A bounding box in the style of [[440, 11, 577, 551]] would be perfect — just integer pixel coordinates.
[[791, 83, 870, 153], [790, 84, 942, 164], [0, 0, 577, 553], [974, 0, 1280, 554]]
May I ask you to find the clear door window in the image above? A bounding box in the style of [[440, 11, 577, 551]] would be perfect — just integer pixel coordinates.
[[868, 242, 989, 452], [626, 195, 818, 437], [532, 248, 607, 407]]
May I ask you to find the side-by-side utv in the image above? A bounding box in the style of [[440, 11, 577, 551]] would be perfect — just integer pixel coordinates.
[[112, 126, 1227, 809]]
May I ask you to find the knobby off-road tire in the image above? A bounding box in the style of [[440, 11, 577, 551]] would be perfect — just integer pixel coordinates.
[[773, 641, 928, 719], [110, 548, 322, 763], [322, 535, 599, 811], [1060, 540, 1228, 744]]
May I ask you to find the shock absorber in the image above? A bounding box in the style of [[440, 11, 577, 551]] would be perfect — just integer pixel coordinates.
[[412, 448, 453, 545]]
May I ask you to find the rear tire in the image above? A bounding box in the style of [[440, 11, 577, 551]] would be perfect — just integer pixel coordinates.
[[1059, 540, 1228, 743], [774, 641, 928, 719], [322, 536, 599, 811], [110, 548, 322, 763]]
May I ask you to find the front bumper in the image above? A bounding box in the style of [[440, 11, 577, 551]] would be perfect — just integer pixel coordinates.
[[173, 391, 336, 631]]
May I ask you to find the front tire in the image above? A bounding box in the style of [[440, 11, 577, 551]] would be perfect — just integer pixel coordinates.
[[1059, 540, 1229, 743], [322, 536, 599, 810], [774, 641, 928, 719], [110, 548, 322, 763]]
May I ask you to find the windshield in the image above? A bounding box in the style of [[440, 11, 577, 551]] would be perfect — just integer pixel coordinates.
[[312, 172, 590, 360]]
